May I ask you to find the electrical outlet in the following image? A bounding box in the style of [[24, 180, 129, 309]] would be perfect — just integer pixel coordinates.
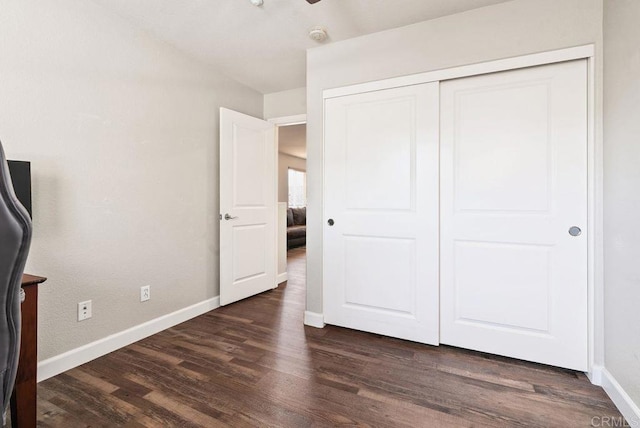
[[78, 300, 92, 321], [140, 285, 150, 302]]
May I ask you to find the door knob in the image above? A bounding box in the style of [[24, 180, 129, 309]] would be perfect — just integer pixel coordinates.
[[327, 219, 335, 226], [224, 213, 238, 220], [568, 226, 582, 236]]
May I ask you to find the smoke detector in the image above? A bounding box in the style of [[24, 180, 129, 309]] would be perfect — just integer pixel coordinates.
[[309, 26, 328, 42], [250, 0, 263, 6]]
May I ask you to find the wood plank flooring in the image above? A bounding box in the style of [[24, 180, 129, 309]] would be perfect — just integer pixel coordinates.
[[30, 247, 622, 427]]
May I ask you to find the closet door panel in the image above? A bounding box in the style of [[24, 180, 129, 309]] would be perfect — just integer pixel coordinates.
[[440, 60, 588, 371], [323, 83, 440, 345]]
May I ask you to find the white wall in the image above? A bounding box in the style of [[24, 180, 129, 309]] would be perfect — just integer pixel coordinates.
[[306, 0, 603, 323], [278, 153, 306, 203], [0, 0, 263, 361], [264, 87, 306, 119], [603, 0, 640, 413]]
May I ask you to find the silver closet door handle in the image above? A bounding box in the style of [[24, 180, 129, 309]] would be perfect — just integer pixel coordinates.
[[224, 213, 238, 220], [568, 226, 582, 236]]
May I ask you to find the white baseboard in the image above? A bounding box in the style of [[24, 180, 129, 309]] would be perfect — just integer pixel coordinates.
[[38, 296, 220, 382], [304, 311, 325, 328], [598, 367, 640, 427], [277, 272, 288, 284], [588, 364, 604, 386]]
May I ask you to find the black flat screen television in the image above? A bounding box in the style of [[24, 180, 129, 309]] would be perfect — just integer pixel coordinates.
[[7, 160, 32, 218]]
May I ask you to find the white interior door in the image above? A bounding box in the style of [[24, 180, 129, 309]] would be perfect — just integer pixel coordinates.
[[440, 60, 588, 370], [324, 83, 439, 344], [220, 108, 276, 306]]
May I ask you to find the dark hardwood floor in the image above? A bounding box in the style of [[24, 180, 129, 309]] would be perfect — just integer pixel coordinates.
[[31, 246, 621, 427]]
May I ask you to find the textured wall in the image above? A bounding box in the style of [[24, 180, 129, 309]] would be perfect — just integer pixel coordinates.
[[0, 0, 263, 360], [603, 0, 640, 410], [264, 88, 306, 119]]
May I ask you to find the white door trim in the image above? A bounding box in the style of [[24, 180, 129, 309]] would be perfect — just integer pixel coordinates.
[[321, 44, 602, 380], [323, 45, 594, 99], [269, 114, 307, 287], [586, 55, 603, 382], [269, 114, 315, 326], [268, 114, 307, 126]]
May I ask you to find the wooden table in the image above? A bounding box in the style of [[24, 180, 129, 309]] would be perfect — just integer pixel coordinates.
[[9, 274, 47, 428]]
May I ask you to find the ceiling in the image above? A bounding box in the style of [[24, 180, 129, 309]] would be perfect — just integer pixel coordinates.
[[91, 0, 511, 94], [278, 124, 306, 159]]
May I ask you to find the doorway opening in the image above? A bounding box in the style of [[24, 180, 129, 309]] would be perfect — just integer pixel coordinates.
[[271, 117, 307, 288]]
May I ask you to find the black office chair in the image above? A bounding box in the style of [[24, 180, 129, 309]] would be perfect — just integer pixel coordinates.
[[0, 141, 32, 425]]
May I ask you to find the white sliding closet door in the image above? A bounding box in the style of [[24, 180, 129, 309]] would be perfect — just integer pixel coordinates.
[[440, 60, 588, 370], [324, 83, 440, 345]]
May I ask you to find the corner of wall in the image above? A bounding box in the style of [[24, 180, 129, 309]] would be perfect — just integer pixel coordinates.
[[600, 368, 640, 427]]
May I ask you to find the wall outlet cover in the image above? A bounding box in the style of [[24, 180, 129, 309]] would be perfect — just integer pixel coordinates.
[[141, 285, 150, 302], [78, 300, 92, 321]]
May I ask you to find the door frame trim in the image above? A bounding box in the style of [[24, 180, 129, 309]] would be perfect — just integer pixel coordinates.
[[324, 45, 594, 98], [268, 114, 308, 289], [321, 44, 602, 380], [268, 114, 307, 126]]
